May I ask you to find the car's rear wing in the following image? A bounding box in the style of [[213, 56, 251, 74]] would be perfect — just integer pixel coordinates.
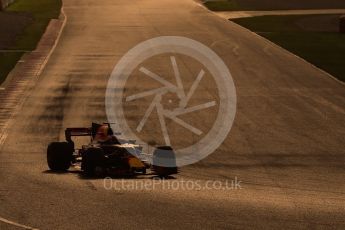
[[65, 128, 92, 142]]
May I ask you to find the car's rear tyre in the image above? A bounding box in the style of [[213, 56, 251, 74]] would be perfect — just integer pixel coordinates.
[[152, 146, 178, 177], [47, 142, 73, 171], [82, 147, 105, 177]]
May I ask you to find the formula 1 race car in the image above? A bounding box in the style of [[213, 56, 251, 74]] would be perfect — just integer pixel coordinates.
[[47, 123, 178, 177]]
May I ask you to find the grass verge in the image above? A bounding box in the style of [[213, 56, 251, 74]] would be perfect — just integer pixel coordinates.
[[203, 0, 345, 11], [232, 14, 345, 82], [0, 0, 62, 84], [204, 0, 238, 11]]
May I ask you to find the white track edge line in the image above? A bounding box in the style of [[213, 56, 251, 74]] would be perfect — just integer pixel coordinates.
[[0, 216, 39, 230]]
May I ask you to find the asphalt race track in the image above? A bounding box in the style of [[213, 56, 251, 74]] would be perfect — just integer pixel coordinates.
[[0, 0, 344, 229]]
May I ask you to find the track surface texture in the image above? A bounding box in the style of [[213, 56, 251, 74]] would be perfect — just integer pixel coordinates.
[[0, 0, 344, 229]]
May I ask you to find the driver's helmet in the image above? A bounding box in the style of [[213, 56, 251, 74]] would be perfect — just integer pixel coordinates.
[[94, 124, 112, 142]]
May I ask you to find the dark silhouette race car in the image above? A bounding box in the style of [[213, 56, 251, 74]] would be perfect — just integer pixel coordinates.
[[47, 123, 178, 177]]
